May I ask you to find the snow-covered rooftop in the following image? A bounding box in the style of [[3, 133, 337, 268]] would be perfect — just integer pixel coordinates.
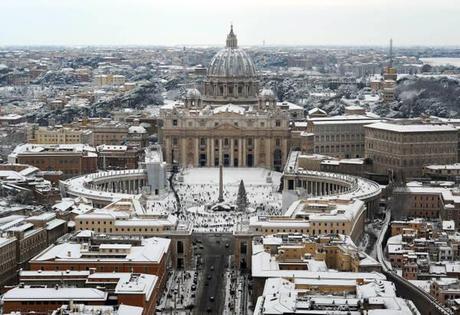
[[32, 237, 170, 263], [3, 287, 107, 301], [365, 121, 457, 133]]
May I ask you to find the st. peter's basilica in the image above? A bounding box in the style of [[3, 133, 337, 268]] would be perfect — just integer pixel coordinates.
[[160, 26, 292, 171]]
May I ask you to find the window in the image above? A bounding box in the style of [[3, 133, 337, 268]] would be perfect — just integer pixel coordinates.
[[276, 120, 281, 127], [173, 119, 178, 126]]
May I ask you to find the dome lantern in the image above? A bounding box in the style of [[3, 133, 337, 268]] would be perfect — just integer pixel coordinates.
[[226, 24, 238, 49]]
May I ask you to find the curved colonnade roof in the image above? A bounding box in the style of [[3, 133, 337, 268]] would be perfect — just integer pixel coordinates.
[[61, 169, 145, 203]]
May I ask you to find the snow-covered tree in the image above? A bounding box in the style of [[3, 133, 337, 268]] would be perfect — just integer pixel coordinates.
[[236, 180, 248, 211]]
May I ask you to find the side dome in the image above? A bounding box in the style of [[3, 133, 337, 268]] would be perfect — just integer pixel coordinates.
[[186, 88, 201, 99], [260, 88, 276, 99]]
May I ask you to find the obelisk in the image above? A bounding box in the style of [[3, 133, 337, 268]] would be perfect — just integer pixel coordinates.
[[218, 164, 224, 202]]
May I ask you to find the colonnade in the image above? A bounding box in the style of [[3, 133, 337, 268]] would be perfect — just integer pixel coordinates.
[[206, 137, 249, 167], [90, 178, 147, 194], [175, 136, 286, 169], [289, 178, 350, 197]]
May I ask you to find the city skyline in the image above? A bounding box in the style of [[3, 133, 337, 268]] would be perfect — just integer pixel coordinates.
[[1, 0, 460, 47]]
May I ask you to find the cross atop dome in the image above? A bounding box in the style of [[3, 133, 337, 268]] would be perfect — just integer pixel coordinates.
[[226, 24, 238, 48]]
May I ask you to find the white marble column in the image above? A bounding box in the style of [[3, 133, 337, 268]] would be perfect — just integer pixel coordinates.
[[219, 138, 223, 165], [195, 138, 200, 167], [207, 138, 212, 167], [211, 138, 215, 167], [254, 138, 258, 167], [242, 138, 247, 167], [230, 138, 234, 167], [181, 138, 187, 166], [238, 138, 243, 167], [266, 138, 271, 169]]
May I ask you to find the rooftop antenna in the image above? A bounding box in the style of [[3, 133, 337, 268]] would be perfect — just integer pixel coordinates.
[[389, 38, 393, 68]]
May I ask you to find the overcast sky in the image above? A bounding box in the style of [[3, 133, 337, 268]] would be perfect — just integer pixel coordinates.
[[1, 0, 459, 47]]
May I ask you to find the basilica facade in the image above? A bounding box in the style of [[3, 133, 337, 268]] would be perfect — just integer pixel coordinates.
[[160, 27, 291, 171]]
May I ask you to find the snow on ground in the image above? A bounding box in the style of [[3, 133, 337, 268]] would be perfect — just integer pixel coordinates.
[[409, 280, 432, 294], [145, 192, 177, 214], [175, 167, 283, 232], [223, 270, 238, 314], [357, 220, 380, 259], [181, 167, 281, 186], [157, 270, 197, 314]]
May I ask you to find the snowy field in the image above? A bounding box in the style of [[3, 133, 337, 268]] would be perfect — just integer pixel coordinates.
[[145, 193, 177, 214], [175, 167, 283, 232], [181, 167, 281, 186]]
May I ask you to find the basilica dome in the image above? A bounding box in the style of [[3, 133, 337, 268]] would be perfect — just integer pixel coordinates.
[[208, 48, 257, 78], [207, 26, 257, 78], [203, 26, 260, 105]]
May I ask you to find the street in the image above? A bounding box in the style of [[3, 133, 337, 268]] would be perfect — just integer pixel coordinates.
[[193, 233, 234, 315]]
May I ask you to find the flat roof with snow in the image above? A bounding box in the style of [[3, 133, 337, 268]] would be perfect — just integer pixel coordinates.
[[365, 122, 457, 133]]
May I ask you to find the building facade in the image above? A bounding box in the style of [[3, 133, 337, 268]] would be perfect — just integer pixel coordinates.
[[160, 27, 291, 171], [0, 237, 18, 288], [9, 144, 98, 178], [27, 125, 93, 145], [365, 121, 458, 179], [305, 115, 381, 159]]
